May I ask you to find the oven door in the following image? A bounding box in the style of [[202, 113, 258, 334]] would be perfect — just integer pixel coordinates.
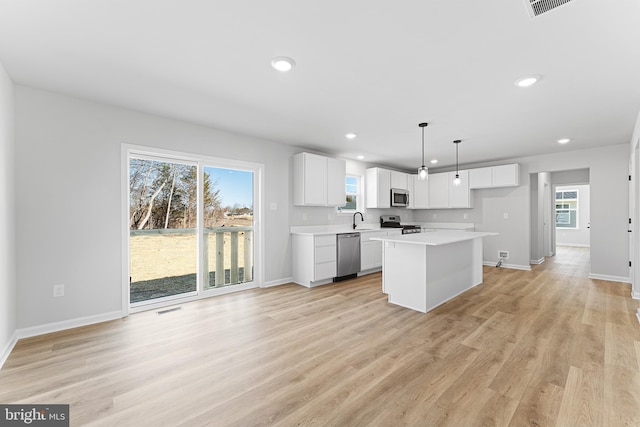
[[390, 189, 409, 207]]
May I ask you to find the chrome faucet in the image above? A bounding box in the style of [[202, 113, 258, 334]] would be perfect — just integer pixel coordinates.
[[353, 212, 364, 229]]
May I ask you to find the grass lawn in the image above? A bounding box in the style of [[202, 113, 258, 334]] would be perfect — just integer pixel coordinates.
[[129, 221, 252, 303]]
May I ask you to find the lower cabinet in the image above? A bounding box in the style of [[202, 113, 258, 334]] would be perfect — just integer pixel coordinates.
[[293, 229, 403, 287], [361, 231, 386, 271], [361, 229, 402, 271], [292, 234, 337, 287]]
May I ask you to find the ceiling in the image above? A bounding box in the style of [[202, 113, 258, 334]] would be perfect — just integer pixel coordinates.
[[1, 0, 639, 171]]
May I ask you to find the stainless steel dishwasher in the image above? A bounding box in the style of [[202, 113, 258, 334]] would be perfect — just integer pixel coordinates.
[[335, 232, 361, 281]]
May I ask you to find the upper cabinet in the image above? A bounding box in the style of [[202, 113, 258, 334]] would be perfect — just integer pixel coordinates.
[[408, 174, 429, 209], [469, 164, 519, 189], [326, 156, 347, 205], [365, 167, 391, 208], [492, 164, 519, 187], [390, 170, 409, 191], [449, 170, 471, 208], [427, 172, 450, 209], [293, 152, 346, 206], [428, 171, 471, 209], [363, 163, 518, 210]]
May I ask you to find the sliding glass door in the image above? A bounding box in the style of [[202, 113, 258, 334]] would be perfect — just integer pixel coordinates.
[[125, 148, 261, 310], [128, 157, 198, 305], [203, 166, 254, 288]]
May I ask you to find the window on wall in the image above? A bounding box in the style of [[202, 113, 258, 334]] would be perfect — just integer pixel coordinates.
[[338, 175, 361, 213], [555, 190, 578, 228]]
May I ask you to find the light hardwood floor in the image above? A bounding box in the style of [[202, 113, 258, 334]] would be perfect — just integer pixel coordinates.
[[1, 247, 639, 426]]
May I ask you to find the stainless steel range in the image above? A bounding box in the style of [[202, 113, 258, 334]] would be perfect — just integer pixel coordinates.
[[380, 215, 422, 234]]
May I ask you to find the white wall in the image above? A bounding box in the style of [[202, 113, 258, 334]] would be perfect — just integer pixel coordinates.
[[629, 110, 640, 301], [530, 172, 551, 263], [414, 144, 629, 279], [555, 184, 590, 247], [11, 83, 634, 332], [15, 86, 298, 329], [0, 62, 16, 362]]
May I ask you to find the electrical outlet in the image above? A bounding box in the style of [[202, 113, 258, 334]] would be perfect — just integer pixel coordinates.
[[498, 251, 509, 259], [503, 212, 509, 219], [53, 284, 65, 297], [463, 213, 469, 220]]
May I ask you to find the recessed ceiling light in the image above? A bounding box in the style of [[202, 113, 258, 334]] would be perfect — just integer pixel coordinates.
[[515, 75, 541, 88], [557, 138, 571, 144], [270, 56, 295, 72], [430, 159, 438, 164], [345, 133, 357, 140], [357, 155, 364, 160]]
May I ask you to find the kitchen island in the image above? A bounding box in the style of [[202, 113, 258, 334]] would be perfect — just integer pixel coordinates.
[[371, 230, 497, 313]]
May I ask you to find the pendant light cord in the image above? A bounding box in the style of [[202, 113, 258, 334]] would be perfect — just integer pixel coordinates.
[[455, 141, 459, 175], [422, 126, 425, 167]]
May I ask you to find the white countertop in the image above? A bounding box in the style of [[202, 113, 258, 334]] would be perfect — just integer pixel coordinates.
[[290, 224, 385, 236], [409, 222, 475, 231], [370, 230, 498, 246], [290, 222, 475, 236]]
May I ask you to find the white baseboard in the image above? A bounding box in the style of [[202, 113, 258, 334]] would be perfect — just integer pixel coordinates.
[[16, 310, 125, 340], [0, 330, 19, 370], [588, 273, 631, 284], [637, 309, 640, 326], [557, 243, 590, 248], [359, 267, 382, 275], [530, 258, 545, 265], [631, 291, 640, 300], [483, 261, 532, 271], [262, 277, 293, 288]]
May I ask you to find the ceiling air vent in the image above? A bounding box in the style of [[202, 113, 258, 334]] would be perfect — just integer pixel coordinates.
[[523, 0, 574, 18]]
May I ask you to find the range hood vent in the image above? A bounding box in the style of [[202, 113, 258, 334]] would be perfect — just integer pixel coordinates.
[[523, 0, 574, 18]]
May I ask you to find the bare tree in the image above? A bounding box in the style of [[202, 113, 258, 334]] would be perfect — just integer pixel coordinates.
[[164, 164, 177, 229], [137, 182, 165, 230]]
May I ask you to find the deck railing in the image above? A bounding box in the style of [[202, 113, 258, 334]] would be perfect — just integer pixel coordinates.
[[203, 226, 253, 287], [130, 226, 253, 288]]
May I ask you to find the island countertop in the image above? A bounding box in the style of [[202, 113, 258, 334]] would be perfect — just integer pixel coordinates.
[[371, 230, 498, 246]]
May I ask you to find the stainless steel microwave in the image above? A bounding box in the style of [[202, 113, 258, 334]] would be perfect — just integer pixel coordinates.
[[390, 188, 409, 207]]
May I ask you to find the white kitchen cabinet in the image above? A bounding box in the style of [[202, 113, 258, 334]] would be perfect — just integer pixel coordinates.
[[427, 171, 471, 209], [292, 234, 337, 287], [327, 156, 347, 205], [449, 170, 471, 208], [390, 171, 409, 191], [492, 164, 519, 187], [468, 167, 492, 189], [408, 174, 429, 209], [293, 152, 346, 206], [428, 172, 450, 209], [365, 167, 391, 208], [361, 231, 386, 271], [469, 164, 519, 189], [361, 229, 402, 271]]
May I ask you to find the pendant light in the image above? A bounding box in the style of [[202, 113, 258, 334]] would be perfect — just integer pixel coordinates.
[[417, 123, 429, 180], [453, 139, 462, 186]]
